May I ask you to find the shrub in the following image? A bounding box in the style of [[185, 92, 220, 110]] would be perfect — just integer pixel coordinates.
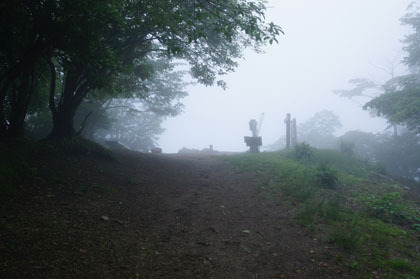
[[321, 199, 344, 222], [386, 258, 414, 272], [339, 140, 354, 156], [364, 192, 414, 224], [314, 163, 339, 189], [328, 214, 361, 251], [294, 142, 314, 161], [45, 137, 115, 160]]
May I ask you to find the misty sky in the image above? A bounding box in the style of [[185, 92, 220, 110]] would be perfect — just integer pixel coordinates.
[[159, 0, 412, 153]]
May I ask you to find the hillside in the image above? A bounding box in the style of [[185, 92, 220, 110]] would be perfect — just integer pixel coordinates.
[[1, 140, 419, 278]]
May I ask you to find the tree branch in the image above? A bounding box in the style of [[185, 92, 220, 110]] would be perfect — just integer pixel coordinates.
[[104, 105, 152, 113], [76, 111, 92, 136], [47, 58, 57, 116]]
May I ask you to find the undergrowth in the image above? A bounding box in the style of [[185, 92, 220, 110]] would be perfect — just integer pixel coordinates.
[[0, 137, 114, 196], [226, 147, 420, 279], [0, 139, 37, 196]]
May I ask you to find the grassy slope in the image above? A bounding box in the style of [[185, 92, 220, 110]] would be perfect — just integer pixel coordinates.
[[225, 147, 420, 279]]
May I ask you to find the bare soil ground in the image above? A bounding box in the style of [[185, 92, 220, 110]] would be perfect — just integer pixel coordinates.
[[0, 150, 352, 278]]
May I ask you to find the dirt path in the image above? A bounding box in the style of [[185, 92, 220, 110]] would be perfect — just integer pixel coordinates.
[[0, 151, 349, 278], [107, 152, 346, 278]]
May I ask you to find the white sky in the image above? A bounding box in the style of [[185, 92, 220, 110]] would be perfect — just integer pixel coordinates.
[[159, 0, 412, 153]]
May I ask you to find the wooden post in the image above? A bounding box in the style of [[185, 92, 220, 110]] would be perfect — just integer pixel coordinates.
[[285, 113, 291, 149], [291, 118, 297, 147]]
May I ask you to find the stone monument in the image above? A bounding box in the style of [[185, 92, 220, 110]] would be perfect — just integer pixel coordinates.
[[244, 119, 262, 153]]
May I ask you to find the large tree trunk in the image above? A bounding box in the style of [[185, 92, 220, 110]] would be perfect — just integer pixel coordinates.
[[0, 76, 16, 138], [0, 40, 44, 139], [49, 105, 78, 139], [7, 68, 35, 138], [0, 98, 7, 139], [0, 70, 27, 139], [47, 67, 90, 140]]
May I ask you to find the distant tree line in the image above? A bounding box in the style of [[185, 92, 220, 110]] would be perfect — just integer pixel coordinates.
[[336, 1, 420, 136], [329, 2, 420, 180], [0, 0, 282, 150], [268, 110, 420, 180], [272, 2, 420, 180]]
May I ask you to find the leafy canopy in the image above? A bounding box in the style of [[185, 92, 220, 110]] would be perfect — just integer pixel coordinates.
[[363, 2, 420, 134]]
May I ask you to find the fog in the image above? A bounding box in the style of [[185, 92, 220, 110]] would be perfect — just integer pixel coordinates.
[[159, 0, 411, 153]]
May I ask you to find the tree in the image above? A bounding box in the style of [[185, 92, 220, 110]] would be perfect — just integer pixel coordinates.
[[0, 1, 53, 137], [0, 0, 283, 140], [364, 76, 420, 134], [298, 110, 342, 149], [363, 2, 420, 134], [92, 105, 165, 152], [341, 130, 420, 180], [50, 0, 281, 139], [306, 110, 342, 136], [333, 78, 378, 101], [76, 58, 188, 149], [46, 0, 128, 139]]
